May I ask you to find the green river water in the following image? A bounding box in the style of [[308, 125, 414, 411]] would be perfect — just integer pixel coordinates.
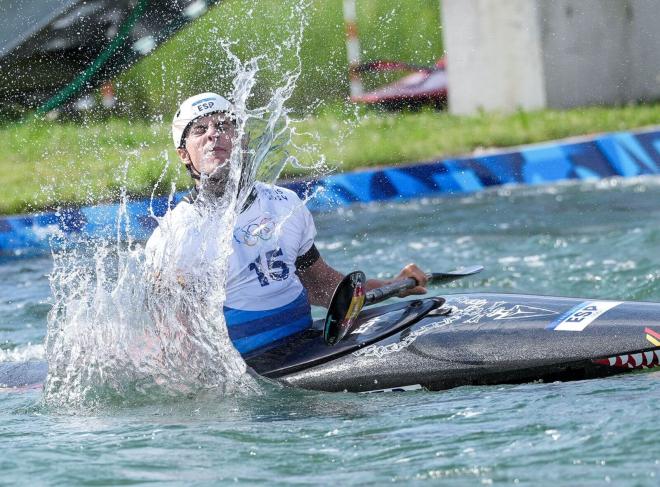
[[1, 177, 660, 485]]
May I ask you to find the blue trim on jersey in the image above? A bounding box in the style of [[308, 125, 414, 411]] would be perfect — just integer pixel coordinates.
[[224, 289, 313, 354]]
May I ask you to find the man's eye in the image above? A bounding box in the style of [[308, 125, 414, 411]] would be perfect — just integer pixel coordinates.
[[191, 125, 207, 135]]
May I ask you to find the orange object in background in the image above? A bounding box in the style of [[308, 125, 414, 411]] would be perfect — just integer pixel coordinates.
[[100, 82, 116, 109]]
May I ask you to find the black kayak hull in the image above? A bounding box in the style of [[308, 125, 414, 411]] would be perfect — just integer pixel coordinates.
[[247, 293, 660, 392], [3, 293, 660, 392]]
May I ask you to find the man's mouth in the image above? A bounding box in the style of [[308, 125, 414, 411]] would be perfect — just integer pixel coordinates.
[[203, 146, 231, 163]]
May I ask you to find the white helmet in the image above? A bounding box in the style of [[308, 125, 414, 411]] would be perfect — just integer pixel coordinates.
[[171, 92, 234, 149]]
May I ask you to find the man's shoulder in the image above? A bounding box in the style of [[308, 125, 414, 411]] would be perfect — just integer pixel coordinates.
[[145, 199, 199, 252], [151, 199, 196, 230], [167, 199, 195, 217]]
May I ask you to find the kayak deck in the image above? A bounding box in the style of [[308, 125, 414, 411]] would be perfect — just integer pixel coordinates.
[[251, 293, 660, 392]]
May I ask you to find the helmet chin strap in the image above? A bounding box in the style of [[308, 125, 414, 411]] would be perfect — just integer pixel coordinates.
[[185, 163, 202, 181], [182, 150, 201, 181]]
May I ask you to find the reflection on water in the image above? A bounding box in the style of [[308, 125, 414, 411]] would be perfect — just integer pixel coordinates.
[[4, 369, 660, 484], [3, 176, 660, 483], [314, 176, 660, 302]]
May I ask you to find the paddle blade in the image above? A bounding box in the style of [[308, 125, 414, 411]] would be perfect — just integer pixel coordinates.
[[324, 271, 367, 345], [428, 265, 484, 285]]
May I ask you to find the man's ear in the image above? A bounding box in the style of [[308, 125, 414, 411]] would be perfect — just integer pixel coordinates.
[[177, 147, 190, 165]]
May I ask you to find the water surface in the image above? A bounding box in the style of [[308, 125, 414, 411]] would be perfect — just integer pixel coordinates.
[[2, 177, 660, 485]]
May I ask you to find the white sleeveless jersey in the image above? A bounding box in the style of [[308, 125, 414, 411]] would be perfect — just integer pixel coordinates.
[[145, 183, 316, 353]]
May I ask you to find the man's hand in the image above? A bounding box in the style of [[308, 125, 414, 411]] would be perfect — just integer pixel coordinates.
[[393, 263, 428, 297], [365, 263, 428, 298]]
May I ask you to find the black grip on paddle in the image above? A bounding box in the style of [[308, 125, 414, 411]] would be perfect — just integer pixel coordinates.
[[366, 277, 418, 304]]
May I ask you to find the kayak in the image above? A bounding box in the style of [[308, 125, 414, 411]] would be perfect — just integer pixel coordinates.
[[248, 293, 660, 392], [3, 292, 660, 392]]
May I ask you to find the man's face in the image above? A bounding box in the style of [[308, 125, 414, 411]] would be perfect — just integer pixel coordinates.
[[177, 113, 237, 186]]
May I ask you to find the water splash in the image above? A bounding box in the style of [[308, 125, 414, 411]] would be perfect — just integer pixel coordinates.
[[43, 3, 314, 410], [0, 343, 44, 362]]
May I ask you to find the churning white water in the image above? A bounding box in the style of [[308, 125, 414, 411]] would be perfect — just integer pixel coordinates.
[[43, 4, 314, 409]]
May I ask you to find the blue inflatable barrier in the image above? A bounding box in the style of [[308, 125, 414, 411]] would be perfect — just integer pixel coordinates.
[[2, 128, 660, 256], [290, 128, 660, 212]]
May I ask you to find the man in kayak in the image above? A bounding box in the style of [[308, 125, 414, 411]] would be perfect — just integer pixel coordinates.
[[145, 92, 428, 354]]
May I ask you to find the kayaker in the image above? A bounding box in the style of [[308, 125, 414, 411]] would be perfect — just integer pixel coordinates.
[[145, 92, 428, 354]]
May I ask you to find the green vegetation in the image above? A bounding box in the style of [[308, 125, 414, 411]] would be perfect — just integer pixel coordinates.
[[2, 0, 443, 214], [116, 0, 443, 117], [3, 103, 660, 215], [2, 0, 660, 216], [303, 104, 660, 168], [3, 120, 180, 215]]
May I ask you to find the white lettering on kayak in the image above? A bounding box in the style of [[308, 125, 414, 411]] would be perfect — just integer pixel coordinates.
[[354, 297, 513, 359], [548, 301, 622, 332], [488, 304, 557, 321]]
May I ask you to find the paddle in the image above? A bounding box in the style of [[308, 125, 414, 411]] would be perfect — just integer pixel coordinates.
[[323, 265, 484, 345]]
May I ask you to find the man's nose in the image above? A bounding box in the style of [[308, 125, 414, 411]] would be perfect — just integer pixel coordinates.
[[206, 123, 220, 139]]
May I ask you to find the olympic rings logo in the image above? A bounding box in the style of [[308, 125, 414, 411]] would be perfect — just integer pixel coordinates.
[[236, 217, 276, 246]]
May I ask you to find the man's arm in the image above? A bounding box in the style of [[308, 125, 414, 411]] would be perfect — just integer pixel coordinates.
[[297, 255, 344, 308], [297, 247, 429, 308]]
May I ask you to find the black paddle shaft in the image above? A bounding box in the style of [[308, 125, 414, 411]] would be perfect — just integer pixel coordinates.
[[365, 265, 484, 305]]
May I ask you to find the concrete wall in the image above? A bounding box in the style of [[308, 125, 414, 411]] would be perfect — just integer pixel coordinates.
[[442, 0, 660, 114], [628, 0, 660, 101], [442, 0, 546, 114]]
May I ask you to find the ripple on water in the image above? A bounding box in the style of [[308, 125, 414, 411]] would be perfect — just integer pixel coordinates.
[[2, 179, 660, 483]]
